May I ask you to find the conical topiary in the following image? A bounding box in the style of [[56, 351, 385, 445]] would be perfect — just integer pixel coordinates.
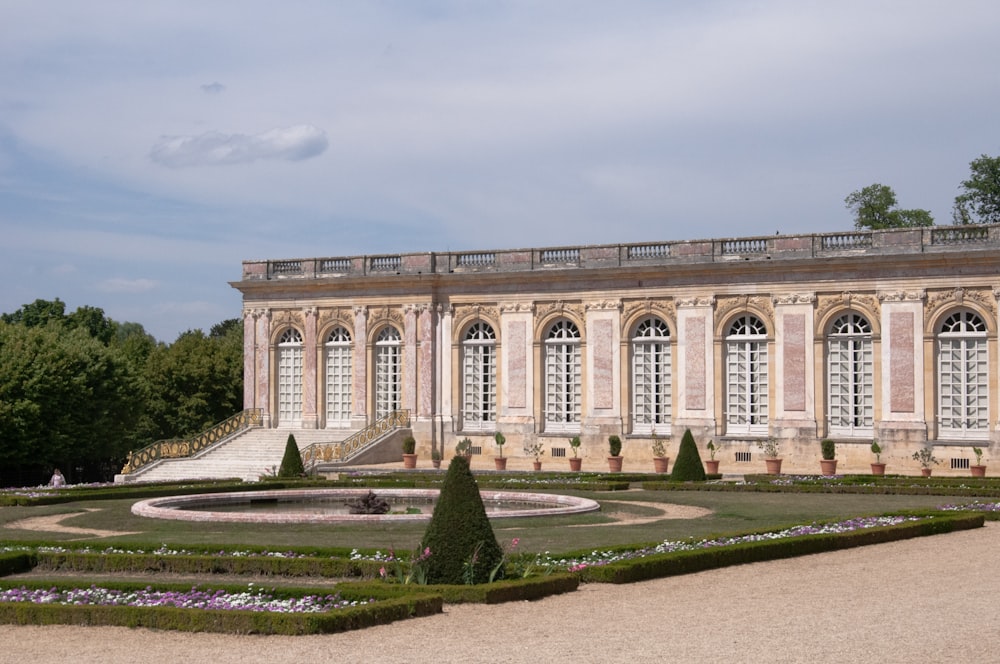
[[669, 429, 707, 482], [420, 455, 503, 584], [278, 433, 305, 477]]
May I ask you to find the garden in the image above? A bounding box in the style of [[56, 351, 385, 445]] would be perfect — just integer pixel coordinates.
[[0, 457, 995, 635]]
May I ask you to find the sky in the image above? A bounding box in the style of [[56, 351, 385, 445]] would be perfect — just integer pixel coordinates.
[[1, 1, 999, 342]]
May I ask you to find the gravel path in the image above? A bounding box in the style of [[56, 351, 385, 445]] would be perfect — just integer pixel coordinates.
[[1, 522, 996, 663]]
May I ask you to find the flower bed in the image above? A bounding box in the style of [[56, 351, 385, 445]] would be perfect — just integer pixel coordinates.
[[540, 512, 984, 584], [0, 579, 442, 634]]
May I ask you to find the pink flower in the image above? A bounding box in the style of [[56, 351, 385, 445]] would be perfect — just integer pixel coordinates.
[[379, 567, 386, 578]]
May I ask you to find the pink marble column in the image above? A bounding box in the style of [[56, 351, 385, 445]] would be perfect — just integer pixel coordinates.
[[890, 311, 915, 413], [352, 307, 367, 420], [506, 320, 527, 409], [255, 310, 271, 423], [592, 319, 614, 410], [302, 308, 318, 428], [242, 309, 256, 411], [404, 306, 418, 412], [418, 305, 435, 418], [783, 314, 806, 412], [684, 315, 706, 411]]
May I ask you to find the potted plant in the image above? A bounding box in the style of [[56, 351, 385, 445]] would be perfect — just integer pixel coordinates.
[[567, 436, 582, 471], [607, 435, 623, 473], [402, 435, 418, 469], [820, 439, 837, 476], [455, 437, 472, 466], [911, 445, 939, 477], [705, 440, 720, 475], [523, 440, 545, 471], [494, 432, 507, 471], [431, 449, 442, 469], [651, 430, 669, 474], [870, 440, 885, 476], [971, 446, 987, 477], [757, 438, 781, 475]]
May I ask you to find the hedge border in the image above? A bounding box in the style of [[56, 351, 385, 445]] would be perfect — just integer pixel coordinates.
[[576, 512, 984, 584]]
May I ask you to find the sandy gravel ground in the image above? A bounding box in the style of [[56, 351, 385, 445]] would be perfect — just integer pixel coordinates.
[[2, 522, 997, 664]]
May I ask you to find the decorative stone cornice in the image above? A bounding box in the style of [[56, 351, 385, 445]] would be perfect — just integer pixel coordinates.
[[584, 299, 622, 312], [499, 302, 535, 314], [715, 294, 773, 325], [925, 287, 996, 324], [771, 292, 815, 306], [675, 296, 715, 308], [877, 290, 925, 303]]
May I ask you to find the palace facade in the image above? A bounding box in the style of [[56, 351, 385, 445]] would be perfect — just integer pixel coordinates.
[[231, 225, 1000, 474]]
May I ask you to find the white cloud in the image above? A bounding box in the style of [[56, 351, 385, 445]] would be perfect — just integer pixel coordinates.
[[97, 277, 159, 294], [200, 82, 225, 94], [149, 125, 328, 168]]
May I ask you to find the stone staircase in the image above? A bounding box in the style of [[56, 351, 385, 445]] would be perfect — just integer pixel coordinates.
[[119, 429, 353, 483]]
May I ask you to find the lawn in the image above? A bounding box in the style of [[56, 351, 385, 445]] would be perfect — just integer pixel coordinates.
[[0, 486, 965, 555]]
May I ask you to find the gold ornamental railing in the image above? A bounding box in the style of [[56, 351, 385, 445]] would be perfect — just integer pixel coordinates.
[[300, 410, 410, 469], [120, 408, 263, 475]]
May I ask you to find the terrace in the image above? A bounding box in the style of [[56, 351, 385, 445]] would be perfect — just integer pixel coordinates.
[[240, 224, 1000, 281]]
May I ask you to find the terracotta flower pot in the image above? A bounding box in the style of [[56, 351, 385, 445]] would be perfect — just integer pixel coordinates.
[[921, 467, 932, 477], [532, 461, 542, 471], [705, 459, 720, 475], [568, 457, 582, 471], [971, 465, 987, 478], [402, 453, 418, 469], [820, 459, 838, 476], [607, 456, 623, 473], [764, 458, 783, 475], [870, 462, 886, 476], [432, 459, 442, 469], [494, 457, 508, 471], [653, 457, 669, 474]]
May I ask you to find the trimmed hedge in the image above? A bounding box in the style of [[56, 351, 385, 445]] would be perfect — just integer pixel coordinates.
[[340, 572, 579, 604], [29, 551, 385, 578], [576, 512, 983, 584], [0, 578, 442, 634]]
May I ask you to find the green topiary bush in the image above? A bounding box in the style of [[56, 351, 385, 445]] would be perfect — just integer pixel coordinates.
[[420, 455, 503, 585], [278, 434, 305, 477], [608, 435, 622, 457], [669, 429, 707, 482]]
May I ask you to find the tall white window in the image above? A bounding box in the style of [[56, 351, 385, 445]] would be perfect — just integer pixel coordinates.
[[374, 326, 402, 419], [544, 320, 582, 432], [938, 310, 988, 440], [324, 326, 352, 427], [632, 317, 671, 435], [725, 315, 768, 435], [277, 328, 303, 426], [827, 313, 873, 437], [462, 321, 496, 431]]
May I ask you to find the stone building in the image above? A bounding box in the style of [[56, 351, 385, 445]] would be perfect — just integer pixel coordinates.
[[231, 225, 1000, 474]]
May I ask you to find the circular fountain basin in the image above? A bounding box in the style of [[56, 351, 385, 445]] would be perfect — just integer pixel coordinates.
[[131, 488, 600, 523]]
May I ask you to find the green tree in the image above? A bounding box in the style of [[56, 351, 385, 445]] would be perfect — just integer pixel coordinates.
[[844, 183, 934, 230], [140, 323, 243, 440], [953, 154, 1000, 225], [278, 434, 304, 477], [670, 429, 707, 482], [1, 298, 67, 327], [420, 455, 503, 584], [0, 322, 140, 480]]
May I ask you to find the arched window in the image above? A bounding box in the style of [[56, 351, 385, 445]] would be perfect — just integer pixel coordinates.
[[462, 321, 496, 431], [938, 310, 988, 440], [277, 328, 303, 425], [324, 326, 352, 427], [544, 320, 581, 432], [374, 326, 402, 419], [827, 313, 873, 437], [725, 315, 768, 435], [631, 317, 671, 435]]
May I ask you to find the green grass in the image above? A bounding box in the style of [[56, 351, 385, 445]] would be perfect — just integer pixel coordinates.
[[0, 488, 970, 554]]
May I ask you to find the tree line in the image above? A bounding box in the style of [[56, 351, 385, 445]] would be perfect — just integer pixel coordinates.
[[846, 153, 1000, 229], [0, 299, 242, 487]]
